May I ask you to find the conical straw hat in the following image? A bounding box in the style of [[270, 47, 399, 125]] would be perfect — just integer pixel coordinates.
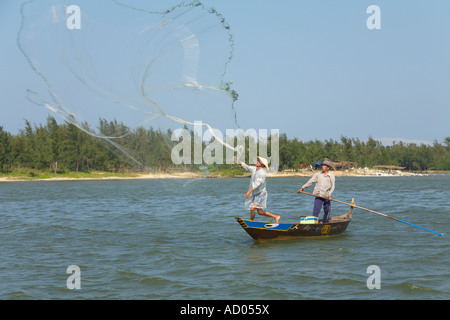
[[257, 156, 269, 170]]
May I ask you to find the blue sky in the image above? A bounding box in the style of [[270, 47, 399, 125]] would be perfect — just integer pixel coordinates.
[[1, 0, 449, 145]]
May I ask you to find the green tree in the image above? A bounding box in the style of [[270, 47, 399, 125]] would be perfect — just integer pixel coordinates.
[[47, 116, 61, 173], [0, 126, 11, 172]]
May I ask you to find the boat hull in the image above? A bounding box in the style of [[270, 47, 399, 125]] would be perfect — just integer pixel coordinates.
[[235, 216, 351, 240]]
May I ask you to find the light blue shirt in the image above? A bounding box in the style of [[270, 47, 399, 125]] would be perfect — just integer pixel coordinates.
[[240, 161, 269, 209], [239, 162, 267, 194], [301, 171, 335, 198]]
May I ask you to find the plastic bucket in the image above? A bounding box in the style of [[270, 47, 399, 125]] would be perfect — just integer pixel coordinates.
[[300, 216, 318, 224]]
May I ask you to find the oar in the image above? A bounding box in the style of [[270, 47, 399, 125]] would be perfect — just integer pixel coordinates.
[[298, 191, 446, 236]]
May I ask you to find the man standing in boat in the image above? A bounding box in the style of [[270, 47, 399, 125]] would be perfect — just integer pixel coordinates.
[[298, 160, 335, 223], [237, 156, 280, 223]]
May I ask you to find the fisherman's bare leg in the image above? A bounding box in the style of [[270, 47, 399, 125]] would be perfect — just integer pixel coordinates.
[[256, 208, 280, 223], [250, 201, 260, 220], [250, 208, 256, 220]]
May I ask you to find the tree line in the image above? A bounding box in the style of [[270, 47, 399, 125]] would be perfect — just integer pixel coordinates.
[[277, 134, 450, 171], [0, 116, 449, 173]]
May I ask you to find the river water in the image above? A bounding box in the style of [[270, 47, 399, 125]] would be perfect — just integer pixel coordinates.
[[0, 175, 448, 300]]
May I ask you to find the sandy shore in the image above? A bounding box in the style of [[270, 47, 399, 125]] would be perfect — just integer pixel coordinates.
[[0, 171, 203, 182], [1, 168, 443, 182], [269, 169, 439, 177]]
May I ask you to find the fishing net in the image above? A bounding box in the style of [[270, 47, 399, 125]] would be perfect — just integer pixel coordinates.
[[17, 0, 243, 180]]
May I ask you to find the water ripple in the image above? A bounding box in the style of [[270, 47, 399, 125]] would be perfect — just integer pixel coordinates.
[[0, 176, 448, 299]]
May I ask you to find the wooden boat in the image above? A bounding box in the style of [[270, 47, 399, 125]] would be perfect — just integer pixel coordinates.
[[235, 200, 354, 240]]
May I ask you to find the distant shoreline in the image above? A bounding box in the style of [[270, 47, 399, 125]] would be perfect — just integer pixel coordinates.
[[1, 169, 448, 182], [268, 169, 450, 178], [0, 171, 200, 182]]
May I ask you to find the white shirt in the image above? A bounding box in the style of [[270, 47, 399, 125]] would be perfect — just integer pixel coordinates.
[[239, 162, 267, 195], [301, 171, 335, 198]]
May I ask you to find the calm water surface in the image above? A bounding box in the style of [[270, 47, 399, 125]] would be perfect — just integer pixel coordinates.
[[0, 175, 449, 299]]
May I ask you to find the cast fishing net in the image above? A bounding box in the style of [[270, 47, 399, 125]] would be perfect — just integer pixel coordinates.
[[17, 0, 242, 179]]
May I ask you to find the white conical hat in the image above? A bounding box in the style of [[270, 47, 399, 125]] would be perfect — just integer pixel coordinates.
[[257, 156, 269, 170]]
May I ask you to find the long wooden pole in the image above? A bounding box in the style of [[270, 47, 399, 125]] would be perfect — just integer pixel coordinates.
[[298, 191, 445, 236]]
